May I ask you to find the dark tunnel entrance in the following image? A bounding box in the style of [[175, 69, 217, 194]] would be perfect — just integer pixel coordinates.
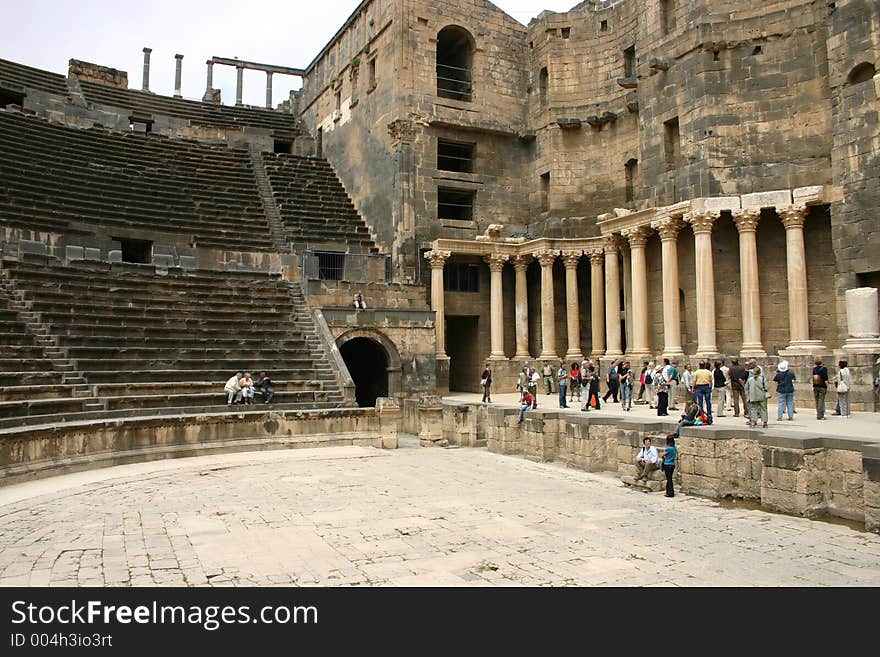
[[340, 337, 389, 408]]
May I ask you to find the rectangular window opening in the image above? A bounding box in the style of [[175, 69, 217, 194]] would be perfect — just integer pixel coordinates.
[[438, 188, 475, 222], [561, 27, 571, 39], [600, 20, 608, 32], [624, 45, 636, 78], [273, 140, 292, 154], [0, 88, 25, 109], [317, 251, 345, 281], [664, 117, 681, 170], [444, 262, 480, 293], [437, 139, 475, 173], [368, 58, 377, 89], [540, 172, 550, 213], [117, 239, 153, 264]]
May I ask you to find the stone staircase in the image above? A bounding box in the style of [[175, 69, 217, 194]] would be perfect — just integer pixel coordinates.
[[249, 147, 290, 253]]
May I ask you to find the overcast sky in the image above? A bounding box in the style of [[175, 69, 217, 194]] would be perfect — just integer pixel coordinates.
[[2, 1, 577, 107]]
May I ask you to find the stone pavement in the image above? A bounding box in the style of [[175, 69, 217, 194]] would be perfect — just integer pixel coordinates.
[[0, 436, 878, 587], [446, 392, 880, 443]]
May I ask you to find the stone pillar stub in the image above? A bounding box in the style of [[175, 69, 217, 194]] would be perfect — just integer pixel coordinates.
[[236, 64, 245, 107], [266, 71, 274, 109], [843, 288, 880, 353], [512, 255, 532, 358], [174, 54, 184, 98], [621, 227, 652, 359], [142, 47, 152, 92]]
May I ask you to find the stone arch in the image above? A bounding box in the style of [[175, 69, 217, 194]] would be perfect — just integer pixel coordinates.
[[336, 329, 402, 407], [437, 25, 476, 102], [847, 62, 876, 85]]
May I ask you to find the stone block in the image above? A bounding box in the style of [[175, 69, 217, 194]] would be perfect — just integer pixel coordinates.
[[762, 465, 797, 492], [824, 449, 862, 474], [65, 245, 84, 261], [179, 256, 197, 270], [740, 190, 793, 209], [690, 196, 741, 212], [108, 250, 122, 263], [20, 240, 47, 255], [761, 446, 805, 470], [152, 254, 174, 269], [84, 247, 101, 261], [693, 456, 720, 479], [793, 185, 829, 206]]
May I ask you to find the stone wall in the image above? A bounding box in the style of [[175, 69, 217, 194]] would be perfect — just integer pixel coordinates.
[[453, 399, 880, 531], [0, 407, 398, 486]]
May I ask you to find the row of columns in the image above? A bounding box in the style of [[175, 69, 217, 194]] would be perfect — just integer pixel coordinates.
[[204, 61, 275, 108], [425, 205, 824, 360]]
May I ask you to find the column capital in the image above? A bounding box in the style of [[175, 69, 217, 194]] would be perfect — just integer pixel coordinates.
[[511, 254, 533, 272], [483, 253, 508, 272], [651, 215, 685, 241], [684, 210, 721, 234], [602, 235, 622, 254], [535, 249, 558, 268], [424, 250, 451, 269], [777, 205, 808, 229], [560, 251, 583, 269], [621, 225, 652, 249], [732, 208, 761, 233], [587, 248, 605, 266]]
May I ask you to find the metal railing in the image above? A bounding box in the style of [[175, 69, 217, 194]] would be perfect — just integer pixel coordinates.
[[436, 63, 473, 101]]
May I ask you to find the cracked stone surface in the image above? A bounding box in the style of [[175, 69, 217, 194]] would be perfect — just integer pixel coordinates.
[[0, 436, 878, 587]]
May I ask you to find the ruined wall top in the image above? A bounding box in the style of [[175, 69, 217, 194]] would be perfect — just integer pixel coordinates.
[[68, 59, 128, 89]]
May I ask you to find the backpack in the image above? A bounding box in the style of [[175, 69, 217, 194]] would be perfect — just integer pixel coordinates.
[[644, 371, 653, 385]]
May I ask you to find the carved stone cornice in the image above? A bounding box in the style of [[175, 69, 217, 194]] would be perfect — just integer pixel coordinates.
[[684, 210, 721, 235], [732, 208, 761, 234], [387, 118, 417, 150], [620, 226, 652, 249], [535, 249, 559, 268], [777, 205, 808, 229], [651, 215, 685, 241], [484, 253, 509, 272], [424, 250, 451, 268]]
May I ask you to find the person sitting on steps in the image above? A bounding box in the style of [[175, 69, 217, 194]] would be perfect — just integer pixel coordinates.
[[634, 436, 660, 482]]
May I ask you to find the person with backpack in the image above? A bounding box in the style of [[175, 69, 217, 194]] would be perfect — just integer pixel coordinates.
[[603, 359, 620, 403], [481, 363, 493, 403], [644, 361, 656, 408], [693, 361, 714, 424], [666, 359, 680, 411], [811, 357, 829, 420]]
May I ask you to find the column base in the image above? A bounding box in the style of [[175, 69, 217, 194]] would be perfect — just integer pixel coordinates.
[[779, 340, 828, 356], [564, 351, 585, 362], [694, 347, 719, 359], [739, 344, 767, 358], [514, 352, 532, 359], [538, 352, 561, 363], [841, 338, 880, 354], [626, 350, 653, 361], [661, 349, 685, 360], [489, 354, 509, 362]]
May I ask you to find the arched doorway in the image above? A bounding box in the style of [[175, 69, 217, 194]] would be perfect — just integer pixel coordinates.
[[337, 331, 401, 407], [437, 25, 475, 102]]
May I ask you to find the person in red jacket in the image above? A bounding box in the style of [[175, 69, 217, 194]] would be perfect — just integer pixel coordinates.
[[519, 390, 536, 423]]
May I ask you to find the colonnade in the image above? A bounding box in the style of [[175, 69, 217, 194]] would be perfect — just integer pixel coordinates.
[[425, 204, 826, 361]]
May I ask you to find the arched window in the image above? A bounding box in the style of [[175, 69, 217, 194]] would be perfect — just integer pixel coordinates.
[[539, 66, 549, 104], [847, 62, 876, 85], [437, 25, 475, 102], [624, 158, 639, 203]]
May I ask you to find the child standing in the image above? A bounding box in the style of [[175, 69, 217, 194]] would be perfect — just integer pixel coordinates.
[[659, 435, 678, 498]]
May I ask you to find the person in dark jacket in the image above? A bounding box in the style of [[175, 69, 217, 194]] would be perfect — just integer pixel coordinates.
[[773, 360, 796, 421], [811, 357, 829, 420], [481, 363, 493, 403], [256, 371, 274, 404]]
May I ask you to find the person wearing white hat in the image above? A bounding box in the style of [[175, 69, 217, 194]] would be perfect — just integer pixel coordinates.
[[773, 360, 796, 421]]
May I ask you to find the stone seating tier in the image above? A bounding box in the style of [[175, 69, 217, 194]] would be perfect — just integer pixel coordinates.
[[0, 260, 345, 419], [0, 58, 69, 96], [77, 80, 303, 132], [0, 110, 275, 250]]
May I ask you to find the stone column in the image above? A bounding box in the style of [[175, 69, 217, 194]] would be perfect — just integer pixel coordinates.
[[733, 209, 766, 357], [604, 237, 623, 357], [588, 249, 606, 356], [651, 216, 685, 358], [236, 64, 245, 107], [174, 54, 184, 98], [266, 72, 274, 109], [485, 253, 508, 360], [622, 227, 652, 358], [562, 251, 584, 361], [536, 249, 559, 361], [512, 255, 532, 358], [205, 60, 214, 93], [424, 250, 451, 358], [685, 210, 720, 357], [142, 47, 152, 92], [778, 205, 826, 353], [621, 244, 633, 353]]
